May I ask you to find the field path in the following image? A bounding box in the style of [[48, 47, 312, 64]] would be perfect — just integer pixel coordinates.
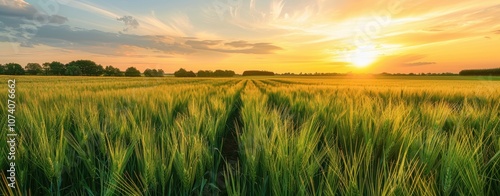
[[217, 79, 247, 193], [221, 80, 247, 164]]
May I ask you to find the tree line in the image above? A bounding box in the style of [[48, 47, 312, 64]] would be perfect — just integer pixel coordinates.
[[459, 68, 500, 76], [0, 60, 164, 77], [172, 69, 276, 77], [242, 70, 275, 76], [174, 68, 237, 77]]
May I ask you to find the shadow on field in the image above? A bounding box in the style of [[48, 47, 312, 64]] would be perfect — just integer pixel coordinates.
[[217, 81, 246, 195]]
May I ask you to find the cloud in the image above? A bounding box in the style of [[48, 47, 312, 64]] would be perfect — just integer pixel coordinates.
[[117, 15, 139, 32], [30, 25, 194, 54], [0, 0, 29, 9], [49, 15, 68, 24], [325, 61, 350, 67], [66, 0, 119, 19], [225, 40, 252, 48], [374, 54, 428, 67], [404, 62, 436, 66], [0, 0, 35, 18], [379, 31, 471, 46], [494, 30, 500, 34], [0, 0, 68, 25], [0, 22, 282, 56], [187, 40, 222, 46], [186, 39, 282, 54]]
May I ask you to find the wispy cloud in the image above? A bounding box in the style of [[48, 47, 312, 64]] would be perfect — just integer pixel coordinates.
[[0, 0, 29, 9], [117, 15, 139, 32], [66, 0, 120, 19], [0, 0, 68, 47], [374, 54, 428, 68], [0, 0, 68, 25], [404, 62, 436, 66], [186, 39, 282, 54], [138, 14, 193, 37], [1, 22, 282, 56]]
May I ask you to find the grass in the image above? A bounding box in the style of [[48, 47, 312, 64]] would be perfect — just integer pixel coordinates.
[[0, 76, 499, 195]]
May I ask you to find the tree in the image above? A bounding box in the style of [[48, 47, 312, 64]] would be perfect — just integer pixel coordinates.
[[66, 60, 103, 76], [144, 69, 155, 77], [42, 62, 50, 75], [4, 63, 25, 75], [174, 68, 196, 77], [214, 70, 235, 77], [157, 69, 165, 76], [65, 65, 82, 76], [48, 61, 66, 75], [197, 70, 235, 77], [95, 64, 104, 76], [197, 70, 212, 77], [242, 70, 274, 76], [144, 69, 164, 77], [0, 64, 4, 75], [104, 65, 123, 76], [460, 68, 500, 76], [25, 63, 43, 75], [125, 67, 141, 77]]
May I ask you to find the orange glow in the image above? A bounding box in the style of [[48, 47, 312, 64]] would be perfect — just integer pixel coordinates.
[[1, 1, 499, 73]]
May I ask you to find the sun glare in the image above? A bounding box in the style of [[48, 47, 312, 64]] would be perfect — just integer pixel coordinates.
[[347, 47, 378, 68]]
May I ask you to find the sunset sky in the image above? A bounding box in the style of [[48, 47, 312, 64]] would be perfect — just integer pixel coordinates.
[[1, 0, 499, 73]]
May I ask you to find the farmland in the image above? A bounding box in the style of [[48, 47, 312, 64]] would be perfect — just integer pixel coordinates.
[[1, 76, 500, 195]]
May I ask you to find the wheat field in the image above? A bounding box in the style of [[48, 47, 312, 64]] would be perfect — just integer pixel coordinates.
[[1, 76, 499, 195]]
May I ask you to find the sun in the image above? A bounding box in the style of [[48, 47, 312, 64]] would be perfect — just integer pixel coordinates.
[[346, 46, 378, 68]]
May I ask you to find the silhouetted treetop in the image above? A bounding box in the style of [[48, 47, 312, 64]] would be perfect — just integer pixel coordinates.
[[459, 68, 500, 76], [67, 60, 104, 76], [25, 63, 43, 75], [174, 68, 196, 77], [197, 70, 235, 77], [125, 67, 141, 77], [104, 65, 124, 76], [4, 63, 25, 75], [242, 70, 274, 76], [144, 69, 165, 77]]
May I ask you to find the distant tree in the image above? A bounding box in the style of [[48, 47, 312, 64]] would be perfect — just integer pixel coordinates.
[[197, 70, 235, 77], [42, 62, 50, 75], [214, 70, 235, 77], [174, 68, 196, 77], [65, 65, 82, 76], [157, 69, 165, 76], [4, 63, 25, 75], [125, 67, 141, 77], [174, 68, 187, 77], [144, 69, 164, 77], [214, 70, 224, 77], [48, 61, 66, 75], [197, 70, 212, 77], [459, 68, 500, 76], [242, 70, 274, 76], [25, 63, 43, 75], [104, 65, 123, 76], [104, 65, 114, 76], [95, 64, 104, 76], [0, 64, 4, 75], [66, 60, 103, 76], [144, 69, 152, 77]]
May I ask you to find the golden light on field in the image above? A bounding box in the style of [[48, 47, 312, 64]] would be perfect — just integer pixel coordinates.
[[346, 46, 379, 68]]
